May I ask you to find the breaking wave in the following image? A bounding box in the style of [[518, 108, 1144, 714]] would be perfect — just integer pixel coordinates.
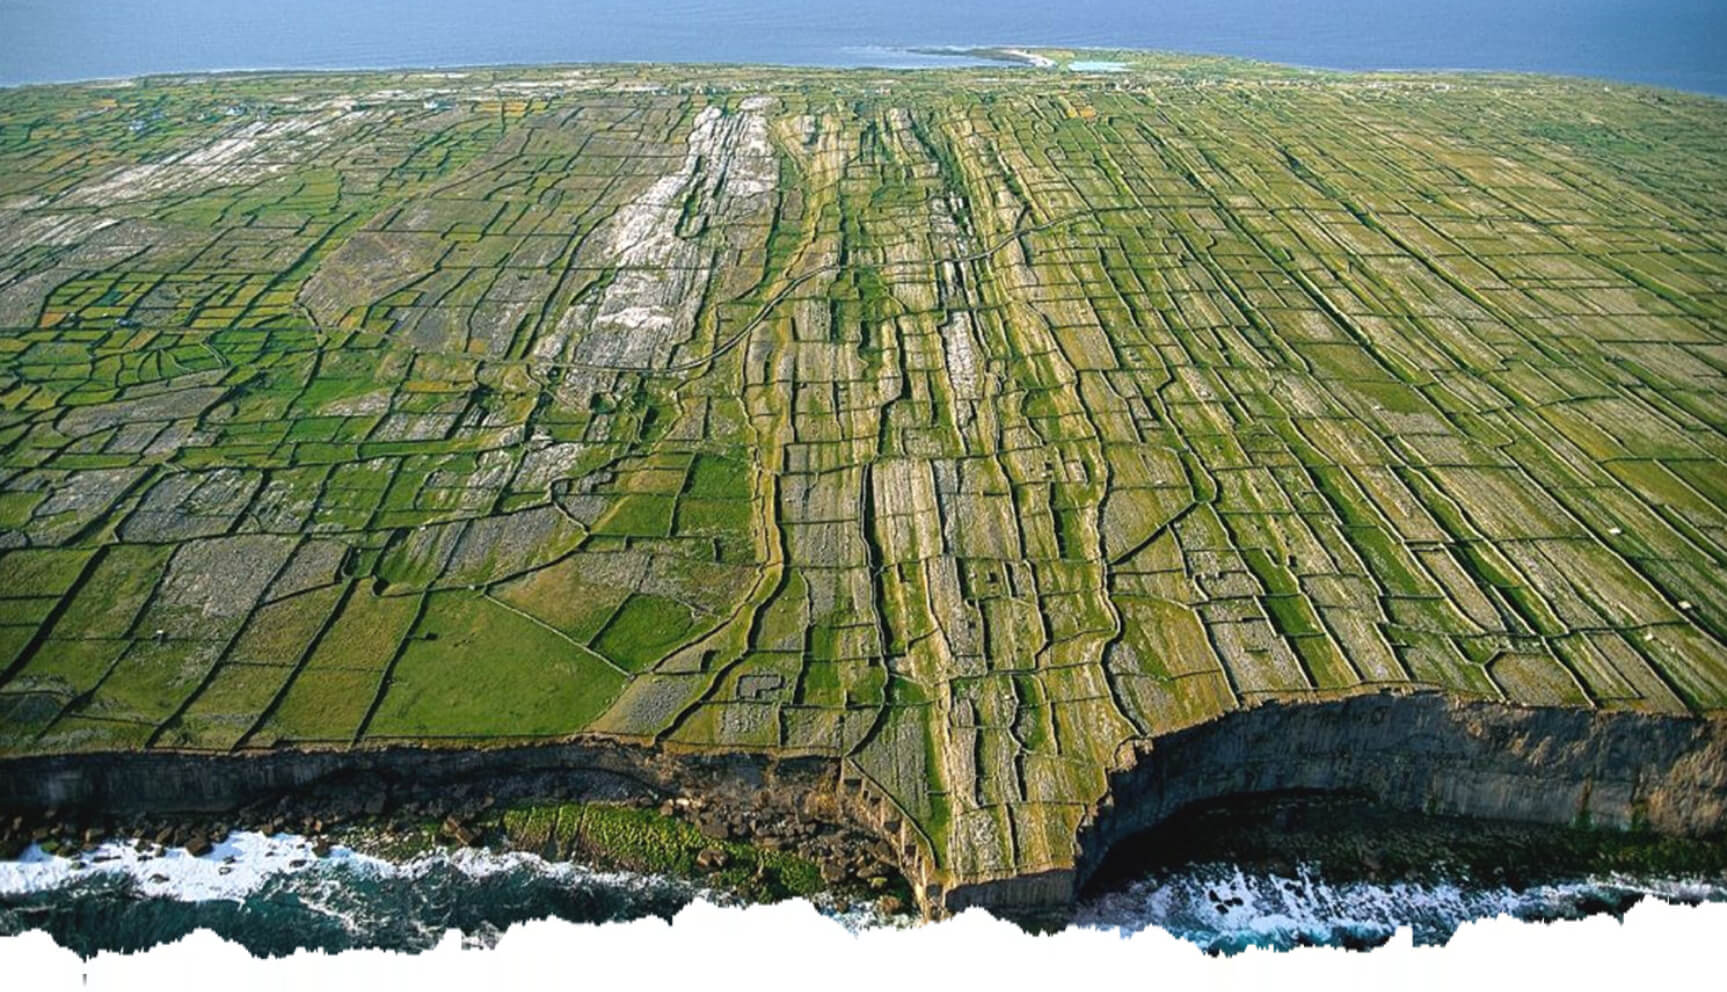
[[0, 832, 717, 957], [3, 828, 1721, 956], [1074, 861, 1727, 954]]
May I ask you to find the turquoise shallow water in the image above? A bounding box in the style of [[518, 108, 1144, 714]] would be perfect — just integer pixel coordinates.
[[0, 1, 1723, 93]]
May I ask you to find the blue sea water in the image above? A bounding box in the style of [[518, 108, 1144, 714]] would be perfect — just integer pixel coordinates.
[[1, 833, 1721, 957], [0, 0, 1723, 959], [0, 833, 896, 958], [1072, 861, 1726, 954], [0, 0, 1723, 93]]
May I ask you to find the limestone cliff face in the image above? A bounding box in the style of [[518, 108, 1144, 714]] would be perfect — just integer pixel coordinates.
[[2, 691, 1723, 920], [940, 691, 1727, 914], [0, 739, 838, 824]]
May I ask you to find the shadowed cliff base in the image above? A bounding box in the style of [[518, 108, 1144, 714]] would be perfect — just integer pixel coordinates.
[[1, 689, 1723, 926], [920, 691, 1727, 918], [6, 64, 1727, 938], [1084, 790, 1727, 901], [1072, 790, 1727, 951]]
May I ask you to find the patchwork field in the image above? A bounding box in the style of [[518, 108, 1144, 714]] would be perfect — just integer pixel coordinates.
[[1, 51, 1725, 906]]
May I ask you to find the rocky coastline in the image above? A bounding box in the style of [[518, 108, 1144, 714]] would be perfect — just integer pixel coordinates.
[[2, 691, 1725, 924], [0, 742, 910, 915]]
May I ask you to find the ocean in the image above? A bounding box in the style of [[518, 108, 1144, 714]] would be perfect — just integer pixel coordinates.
[[1, 831, 1720, 957], [0, 830, 911, 958], [1, 0, 1724, 959], [0, 0, 1723, 93]]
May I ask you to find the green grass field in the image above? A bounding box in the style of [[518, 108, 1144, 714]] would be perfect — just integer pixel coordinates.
[[1, 50, 1725, 893]]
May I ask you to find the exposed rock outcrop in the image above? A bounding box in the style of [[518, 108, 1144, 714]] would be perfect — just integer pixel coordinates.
[[938, 692, 1727, 916], [1, 691, 1722, 922]]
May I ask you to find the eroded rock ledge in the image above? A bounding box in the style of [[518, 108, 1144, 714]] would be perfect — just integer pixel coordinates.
[[2, 691, 1724, 922], [0, 739, 840, 831], [939, 691, 1727, 916]]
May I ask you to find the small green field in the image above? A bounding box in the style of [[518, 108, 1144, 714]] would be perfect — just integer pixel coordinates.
[[1, 51, 1725, 893]]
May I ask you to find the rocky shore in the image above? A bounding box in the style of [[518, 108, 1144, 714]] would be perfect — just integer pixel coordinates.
[[3, 692, 1725, 923], [937, 693, 1727, 917], [0, 782, 910, 916], [1085, 791, 1727, 898]]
